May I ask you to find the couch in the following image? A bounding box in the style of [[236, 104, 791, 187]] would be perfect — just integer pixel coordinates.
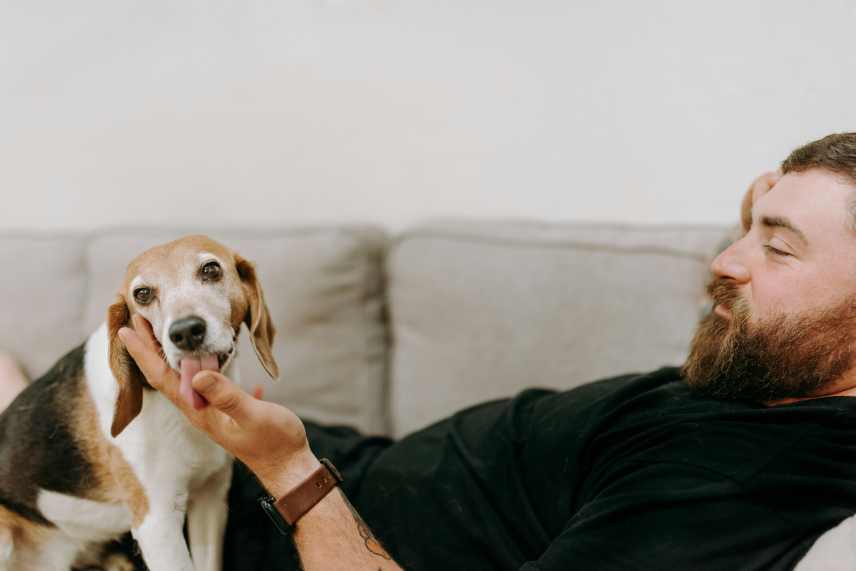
[[0, 220, 730, 438], [8, 219, 856, 568]]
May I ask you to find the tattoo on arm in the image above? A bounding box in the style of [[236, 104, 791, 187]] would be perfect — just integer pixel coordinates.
[[342, 493, 392, 560]]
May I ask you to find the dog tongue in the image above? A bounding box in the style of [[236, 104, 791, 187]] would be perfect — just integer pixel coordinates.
[[179, 355, 219, 409]]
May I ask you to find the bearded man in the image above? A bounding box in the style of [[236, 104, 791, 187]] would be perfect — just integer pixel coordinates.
[[7, 134, 856, 570]]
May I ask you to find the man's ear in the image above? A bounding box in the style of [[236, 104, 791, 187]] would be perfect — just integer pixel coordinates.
[[107, 295, 146, 437], [235, 254, 279, 380]]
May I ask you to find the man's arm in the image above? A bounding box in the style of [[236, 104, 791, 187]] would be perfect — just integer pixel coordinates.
[[291, 486, 398, 570], [119, 315, 404, 571]]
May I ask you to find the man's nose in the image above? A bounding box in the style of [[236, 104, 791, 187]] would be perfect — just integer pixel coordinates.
[[710, 240, 750, 283]]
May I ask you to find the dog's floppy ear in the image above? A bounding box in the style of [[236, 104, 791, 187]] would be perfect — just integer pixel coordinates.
[[107, 295, 146, 437], [235, 254, 279, 380]]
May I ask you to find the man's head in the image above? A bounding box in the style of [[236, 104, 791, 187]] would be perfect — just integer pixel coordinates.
[[684, 133, 856, 402]]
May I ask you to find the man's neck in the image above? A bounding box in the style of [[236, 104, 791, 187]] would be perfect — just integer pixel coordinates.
[[767, 372, 856, 406]]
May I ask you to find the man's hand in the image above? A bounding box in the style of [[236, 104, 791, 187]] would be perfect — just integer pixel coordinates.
[[741, 170, 782, 233], [119, 315, 320, 496]]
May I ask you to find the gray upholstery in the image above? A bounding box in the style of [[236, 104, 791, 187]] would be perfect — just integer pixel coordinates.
[[0, 221, 729, 438], [386, 221, 726, 436], [0, 234, 87, 379]]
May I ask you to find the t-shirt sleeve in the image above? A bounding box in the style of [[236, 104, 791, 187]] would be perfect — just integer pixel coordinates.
[[518, 461, 800, 571]]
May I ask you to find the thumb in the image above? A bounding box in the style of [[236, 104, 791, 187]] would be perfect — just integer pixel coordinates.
[[192, 371, 257, 426]]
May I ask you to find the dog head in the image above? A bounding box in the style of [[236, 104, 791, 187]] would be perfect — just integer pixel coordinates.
[[106, 235, 279, 436]]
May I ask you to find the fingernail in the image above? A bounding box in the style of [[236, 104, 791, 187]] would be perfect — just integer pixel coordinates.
[[192, 371, 217, 393], [118, 328, 130, 342]]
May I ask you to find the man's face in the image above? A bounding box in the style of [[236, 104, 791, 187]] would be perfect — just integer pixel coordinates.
[[684, 169, 856, 402]]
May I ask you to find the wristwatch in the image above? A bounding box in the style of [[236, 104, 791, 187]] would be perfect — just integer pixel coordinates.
[[259, 458, 344, 535]]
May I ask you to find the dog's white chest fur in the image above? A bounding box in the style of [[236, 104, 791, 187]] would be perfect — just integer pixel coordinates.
[[37, 491, 133, 541]]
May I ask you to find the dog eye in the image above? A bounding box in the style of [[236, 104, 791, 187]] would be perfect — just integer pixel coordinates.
[[200, 261, 223, 282], [133, 287, 153, 305]]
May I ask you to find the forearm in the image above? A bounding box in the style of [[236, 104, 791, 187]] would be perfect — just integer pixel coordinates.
[[261, 453, 404, 571], [293, 488, 403, 571]]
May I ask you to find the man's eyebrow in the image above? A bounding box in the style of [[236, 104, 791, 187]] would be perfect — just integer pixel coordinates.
[[760, 216, 808, 246]]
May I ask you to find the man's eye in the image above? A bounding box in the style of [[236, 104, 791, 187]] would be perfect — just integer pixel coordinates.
[[200, 261, 223, 282], [764, 245, 791, 257], [133, 287, 154, 305]]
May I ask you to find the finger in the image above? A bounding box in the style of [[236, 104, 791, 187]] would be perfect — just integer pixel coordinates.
[[192, 371, 260, 427], [750, 171, 776, 195], [119, 327, 170, 382], [740, 186, 755, 233], [760, 171, 781, 191], [742, 171, 780, 232], [118, 327, 181, 404], [131, 314, 161, 354]]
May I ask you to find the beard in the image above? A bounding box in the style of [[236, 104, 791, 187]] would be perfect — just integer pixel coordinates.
[[682, 278, 856, 402]]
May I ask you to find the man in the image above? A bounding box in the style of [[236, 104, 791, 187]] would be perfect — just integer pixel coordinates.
[[7, 133, 856, 569]]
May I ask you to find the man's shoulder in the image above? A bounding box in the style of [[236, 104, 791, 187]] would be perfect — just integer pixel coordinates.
[[529, 366, 856, 482]]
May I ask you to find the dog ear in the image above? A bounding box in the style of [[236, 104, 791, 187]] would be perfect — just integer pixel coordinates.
[[107, 295, 146, 437], [235, 254, 279, 380]]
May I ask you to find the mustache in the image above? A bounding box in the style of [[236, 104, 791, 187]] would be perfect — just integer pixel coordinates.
[[706, 278, 741, 309]]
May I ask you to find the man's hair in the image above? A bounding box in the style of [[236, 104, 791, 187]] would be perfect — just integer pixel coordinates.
[[782, 132, 856, 181], [782, 132, 856, 229]]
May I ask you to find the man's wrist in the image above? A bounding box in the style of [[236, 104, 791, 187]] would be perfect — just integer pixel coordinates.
[[256, 450, 322, 499]]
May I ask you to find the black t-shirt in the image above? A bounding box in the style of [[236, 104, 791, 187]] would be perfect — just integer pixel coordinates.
[[223, 366, 856, 570], [350, 367, 856, 570]]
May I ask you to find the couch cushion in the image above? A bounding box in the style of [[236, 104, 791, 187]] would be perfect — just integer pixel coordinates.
[[387, 220, 729, 437], [0, 234, 88, 379], [77, 227, 390, 434]]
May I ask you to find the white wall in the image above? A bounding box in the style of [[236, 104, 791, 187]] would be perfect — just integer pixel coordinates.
[[2, 0, 855, 232]]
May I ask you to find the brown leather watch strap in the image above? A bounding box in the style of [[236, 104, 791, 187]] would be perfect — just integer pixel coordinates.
[[273, 458, 343, 526]]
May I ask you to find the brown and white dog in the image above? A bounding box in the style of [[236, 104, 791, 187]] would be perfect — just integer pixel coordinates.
[[0, 235, 279, 571]]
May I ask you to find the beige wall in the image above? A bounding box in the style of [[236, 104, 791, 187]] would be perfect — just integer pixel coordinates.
[[1, 1, 854, 231]]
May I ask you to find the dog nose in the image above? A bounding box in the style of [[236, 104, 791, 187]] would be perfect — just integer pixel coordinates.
[[169, 316, 207, 351]]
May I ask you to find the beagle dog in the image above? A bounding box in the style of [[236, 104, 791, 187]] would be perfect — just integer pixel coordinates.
[[0, 235, 279, 571]]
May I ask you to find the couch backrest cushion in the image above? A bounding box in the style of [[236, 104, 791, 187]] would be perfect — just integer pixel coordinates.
[[0, 234, 88, 379], [1, 227, 390, 434], [386, 221, 728, 437]]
